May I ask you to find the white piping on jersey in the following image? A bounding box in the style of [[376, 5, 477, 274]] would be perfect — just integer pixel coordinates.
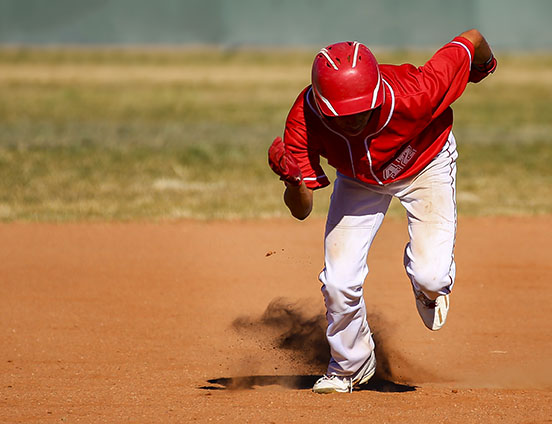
[[319, 48, 339, 70], [450, 40, 472, 66], [352, 41, 360, 68], [364, 78, 395, 139], [363, 78, 395, 186], [363, 144, 383, 185], [306, 87, 356, 176]]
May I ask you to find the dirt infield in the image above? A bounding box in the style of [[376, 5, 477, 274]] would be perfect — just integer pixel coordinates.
[[1, 217, 551, 423]]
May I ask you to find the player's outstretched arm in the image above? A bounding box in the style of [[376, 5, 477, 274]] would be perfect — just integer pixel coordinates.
[[459, 28, 497, 83]]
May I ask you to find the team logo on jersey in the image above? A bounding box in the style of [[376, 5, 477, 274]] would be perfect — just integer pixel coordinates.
[[383, 146, 417, 180]]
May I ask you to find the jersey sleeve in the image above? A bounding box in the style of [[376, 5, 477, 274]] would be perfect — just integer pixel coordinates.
[[283, 90, 330, 190], [417, 36, 475, 118]]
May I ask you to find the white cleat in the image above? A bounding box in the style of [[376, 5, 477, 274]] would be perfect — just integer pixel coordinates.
[[414, 289, 450, 331], [312, 351, 376, 394], [312, 375, 354, 394]]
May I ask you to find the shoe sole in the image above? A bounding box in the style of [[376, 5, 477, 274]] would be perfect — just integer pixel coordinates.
[[312, 387, 349, 394], [415, 293, 450, 331]]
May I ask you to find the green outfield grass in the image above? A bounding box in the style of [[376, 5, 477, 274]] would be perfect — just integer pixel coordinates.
[[0, 47, 550, 221]]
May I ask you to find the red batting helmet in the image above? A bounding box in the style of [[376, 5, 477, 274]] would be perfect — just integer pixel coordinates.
[[311, 41, 383, 116]]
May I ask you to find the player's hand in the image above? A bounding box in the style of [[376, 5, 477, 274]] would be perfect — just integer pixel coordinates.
[[469, 54, 497, 83], [268, 137, 303, 186]]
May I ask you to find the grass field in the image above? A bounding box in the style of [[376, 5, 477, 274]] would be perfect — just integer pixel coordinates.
[[0, 47, 550, 221]]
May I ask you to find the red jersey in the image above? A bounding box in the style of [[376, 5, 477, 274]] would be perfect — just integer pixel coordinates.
[[283, 36, 475, 189]]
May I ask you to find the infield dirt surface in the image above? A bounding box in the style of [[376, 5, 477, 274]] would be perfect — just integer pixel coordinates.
[[1, 216, 551, 423]]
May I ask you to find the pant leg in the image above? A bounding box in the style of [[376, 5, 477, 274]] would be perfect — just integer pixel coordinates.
[[320, 174, 392, 376], [397, 134, 458, 296]]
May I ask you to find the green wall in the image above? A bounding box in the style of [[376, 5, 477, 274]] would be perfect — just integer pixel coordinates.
[[0, 0, 550, 50]]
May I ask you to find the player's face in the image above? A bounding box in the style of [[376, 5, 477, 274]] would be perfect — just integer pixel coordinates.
[[328, 110, 374, 136]]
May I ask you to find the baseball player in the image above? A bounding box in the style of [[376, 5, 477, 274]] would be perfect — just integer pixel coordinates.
[[268, 29, 496, 393]]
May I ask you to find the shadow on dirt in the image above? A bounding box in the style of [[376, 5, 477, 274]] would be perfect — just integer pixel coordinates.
[[200, 375, 416, 393]]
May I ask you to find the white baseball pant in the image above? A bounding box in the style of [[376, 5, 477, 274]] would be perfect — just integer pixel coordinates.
[[320, 133, 458, 376]]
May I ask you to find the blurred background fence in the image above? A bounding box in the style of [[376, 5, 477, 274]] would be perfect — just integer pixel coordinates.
[[0, 0, 550, 221], [1, 0, 551, 50]]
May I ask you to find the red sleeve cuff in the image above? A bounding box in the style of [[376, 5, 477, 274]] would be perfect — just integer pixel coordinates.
[[303, 175, 330, 190]]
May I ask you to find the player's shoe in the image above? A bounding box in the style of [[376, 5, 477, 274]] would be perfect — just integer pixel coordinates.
[[312, 351, 376, 394], [414, 289, 450, 331], [312, 374, 354, 394]]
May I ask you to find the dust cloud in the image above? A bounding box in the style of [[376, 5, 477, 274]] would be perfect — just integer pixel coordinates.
[[232, 297, 420, 383], [233, 297, 330, 367]]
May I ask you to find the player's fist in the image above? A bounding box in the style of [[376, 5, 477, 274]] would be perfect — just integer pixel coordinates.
[[268, 137, 303, 186], [469, 54, 497, 83]]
